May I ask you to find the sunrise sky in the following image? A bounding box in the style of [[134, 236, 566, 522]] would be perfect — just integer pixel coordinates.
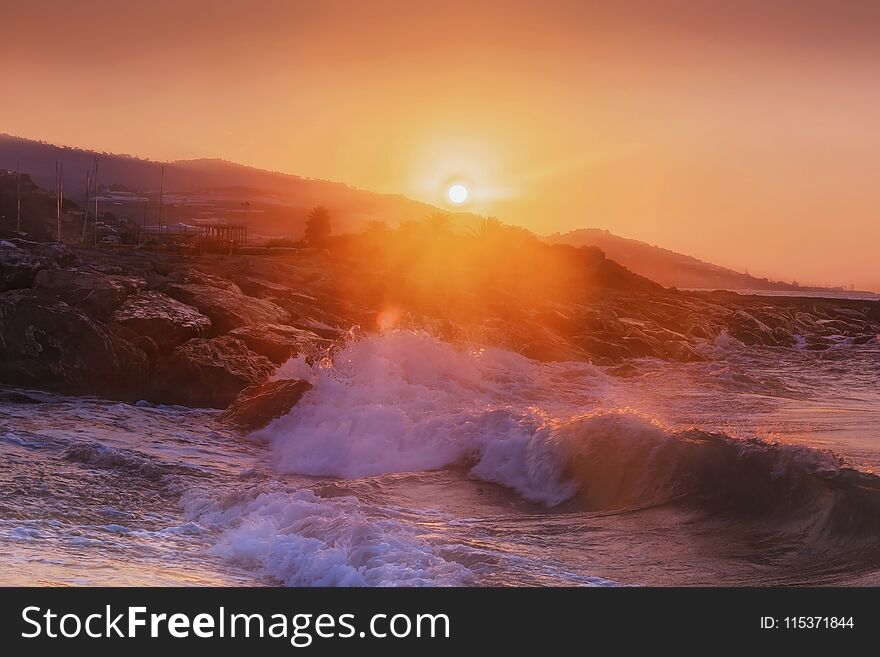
[[1, 0, 878, 289]]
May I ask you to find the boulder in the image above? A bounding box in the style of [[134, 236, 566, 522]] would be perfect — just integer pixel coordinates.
[[0, 239, 77, 291], [151, 336, 276, 408], [166, 268, 243, 292], [219, 379, 313, 430], [230, 274, 297, 300], [33, 268, 147, 319], [228, 323, 330, 363], [727, 309, 777, 346], [163, 283, 290, 334], [0, 289, 148, 398], [111, 290, 211, 352]]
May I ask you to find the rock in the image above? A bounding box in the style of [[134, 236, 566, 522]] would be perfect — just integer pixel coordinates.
[[0, 239, 77, 291], [0, 289, 148, 398], [107, 322, 160, 366], [771, 326, 798, 347], [166, 268, 243, 292], [111, 290, 212, 352], [132, 335, 160, 365], [33, 268, 147, 319], [575, 335, 630, 361], [230, 275, 298, 300], [0, 389, 47, 404], [727, 309, 776, 346], [151, 336, 276, 407], [219, 379, 313, 430], [228, 323, 330, 364], [289, 318, 349, 340], [163, 283, 290, 334]]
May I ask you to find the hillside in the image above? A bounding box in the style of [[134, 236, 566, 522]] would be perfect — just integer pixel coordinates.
[[0, 134, 472, 238], [548, 228, 810, 292]]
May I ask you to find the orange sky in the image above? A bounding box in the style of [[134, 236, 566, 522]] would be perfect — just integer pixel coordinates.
[[1, 0, 879, 289]]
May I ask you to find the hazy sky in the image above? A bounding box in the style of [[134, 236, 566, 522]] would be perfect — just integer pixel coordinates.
[[1, 0, 878, 288]]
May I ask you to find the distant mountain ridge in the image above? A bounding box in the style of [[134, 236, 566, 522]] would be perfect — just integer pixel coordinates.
[[548, 228, 821, 292], [0, 134, 835, 293], [0, 134, 470, 237]]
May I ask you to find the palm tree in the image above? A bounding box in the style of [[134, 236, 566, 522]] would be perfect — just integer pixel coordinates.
[[423, 212, 453, 238], [362, 219, 389, 237], [304, 205, 331, 246], [468, 216, 505, 241]]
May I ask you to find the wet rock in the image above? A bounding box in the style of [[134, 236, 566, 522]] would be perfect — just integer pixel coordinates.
[[228, 323, 330, 364], [230, 275, 299, 300], [575, 335, 630, 361], [219, 379, 313, 430], [771, 326, 798, 347], [166, 268, 243, 292], [0, 289, 147, 398], [0, 389, 47, 404], [151, 336, 276, 408], [163, 283, 290, 334], [288, 318, 349, 340], [0, 239, 77, 291], [727, 310, 776, 346], [33, 268, 146, 319], [111, 290, 211, 352]]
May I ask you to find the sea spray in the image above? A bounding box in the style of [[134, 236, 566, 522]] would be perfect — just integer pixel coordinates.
[[261, 330, 600, 504]]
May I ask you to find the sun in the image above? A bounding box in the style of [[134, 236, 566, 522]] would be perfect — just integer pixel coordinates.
[[447, 183, 469, 205]]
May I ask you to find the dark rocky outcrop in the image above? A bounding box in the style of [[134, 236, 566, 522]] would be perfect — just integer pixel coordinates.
[[219, 379, 313, 430], [162, 282, 290, 334], [165, 268, 243, 292], [1, 234, 877, 406], [0, 289, 147, 398], [0, 239, 77, 291], [33, 268, 146, 319], [110, 290, 211, 352], [228, 323, 330, 364], [150, 336, 276, 408]]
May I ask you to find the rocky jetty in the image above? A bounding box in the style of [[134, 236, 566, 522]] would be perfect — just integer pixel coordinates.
[[0, 239, 877, 411]]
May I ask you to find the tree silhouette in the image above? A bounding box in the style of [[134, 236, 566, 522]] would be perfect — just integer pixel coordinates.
[[362, 219, 389, 238], [423, 212, 453, 239], [304, 205, 331, 246], [468, 216, 505, 241]]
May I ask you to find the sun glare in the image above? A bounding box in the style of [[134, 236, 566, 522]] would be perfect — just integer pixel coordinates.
[[447, 183, 469, 204]]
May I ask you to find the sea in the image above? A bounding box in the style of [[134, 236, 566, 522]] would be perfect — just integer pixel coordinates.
[[2, 300, 880, 586]]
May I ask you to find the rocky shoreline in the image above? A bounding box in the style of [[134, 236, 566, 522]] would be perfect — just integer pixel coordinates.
[[1, 239, 878, 416]]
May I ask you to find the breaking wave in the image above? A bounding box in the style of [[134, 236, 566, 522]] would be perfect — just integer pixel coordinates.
[[179, 484, 473, 586], [262, 331, 880, 550]]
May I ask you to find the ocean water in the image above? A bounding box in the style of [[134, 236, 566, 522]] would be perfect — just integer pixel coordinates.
[[2, 329, 880, 586]]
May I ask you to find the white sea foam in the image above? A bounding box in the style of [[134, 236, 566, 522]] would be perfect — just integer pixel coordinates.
[[261, 331, 605, 504], [181, 484, 472, 586]]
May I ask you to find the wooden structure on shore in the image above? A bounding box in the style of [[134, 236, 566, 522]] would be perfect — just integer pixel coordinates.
[[135, 221, 247, 254], [196, 222, 248, 253]]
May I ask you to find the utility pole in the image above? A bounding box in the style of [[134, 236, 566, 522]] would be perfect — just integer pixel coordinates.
[[56, 162, 64, 243], [141, 197, 147, 246], [93, 159, 99, 246], [157, 164, 165, 253], [82, 167, 91, 244], [16, 160, 21, 233]]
